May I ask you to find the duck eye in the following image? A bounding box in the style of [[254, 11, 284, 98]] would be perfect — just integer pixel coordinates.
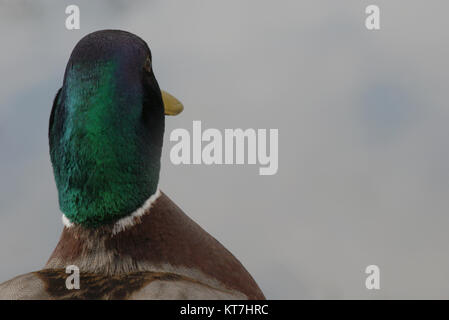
[[144, 57, 152, 73]]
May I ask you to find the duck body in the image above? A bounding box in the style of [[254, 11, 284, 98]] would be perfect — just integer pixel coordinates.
[[0, 30, 265, 300], [0, 191, 264, 299]]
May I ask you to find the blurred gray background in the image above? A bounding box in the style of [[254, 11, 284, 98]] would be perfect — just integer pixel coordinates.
[[1, 0, 449, 299]]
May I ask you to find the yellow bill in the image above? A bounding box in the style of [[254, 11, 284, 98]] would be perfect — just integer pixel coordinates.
[[162, 90, 184, 116]]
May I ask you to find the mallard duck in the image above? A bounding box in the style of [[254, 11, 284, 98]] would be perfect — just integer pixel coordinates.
[[0, 30, 265, 300]]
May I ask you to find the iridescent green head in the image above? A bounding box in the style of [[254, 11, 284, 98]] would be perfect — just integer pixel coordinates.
[[49, 30, 182, 228]]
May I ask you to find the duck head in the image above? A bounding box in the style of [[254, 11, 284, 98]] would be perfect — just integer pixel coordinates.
[[49, 30, 183, 228]]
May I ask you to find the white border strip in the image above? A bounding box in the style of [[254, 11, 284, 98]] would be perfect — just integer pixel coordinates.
[[62, 214, 74, 228], [61, 189, 161, 235]]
